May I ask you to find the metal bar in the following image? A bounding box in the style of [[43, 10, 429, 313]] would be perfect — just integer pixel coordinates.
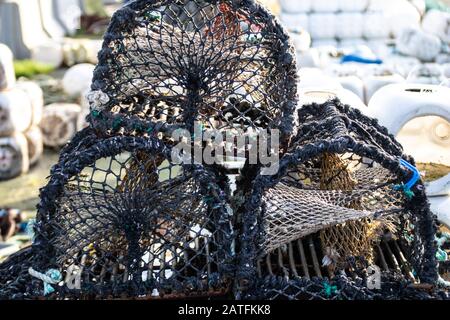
[[383, 241, 401, 272], [392, 241, 415, 282], [288, 242, 299, 277], [297, 239, 310, 279], [277, 247, 289, 278], [308, 237, 322, 278], [376, 244, 389, 271], [265, 252, 273, 276]]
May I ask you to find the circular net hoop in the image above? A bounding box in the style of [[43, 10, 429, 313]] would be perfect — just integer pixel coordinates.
[[0, 135, 234, 300], [236, 100, 440, 300], [88, 0, 297, 144]]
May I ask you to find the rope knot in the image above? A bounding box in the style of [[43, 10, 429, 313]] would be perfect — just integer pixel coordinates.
[[28, 267, 62, 296]]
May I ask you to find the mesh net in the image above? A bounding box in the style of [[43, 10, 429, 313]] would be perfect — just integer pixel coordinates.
[[236, 100, 441, 300], [88, 0, 297, 142], [0, 0, 447, 301], [0, 135, 234, 299]]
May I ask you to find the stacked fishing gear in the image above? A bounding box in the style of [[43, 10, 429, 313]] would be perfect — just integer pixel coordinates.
[[236, 100, 447, 300], [0, 0, 296, 300], [0, 0, 448, 300]]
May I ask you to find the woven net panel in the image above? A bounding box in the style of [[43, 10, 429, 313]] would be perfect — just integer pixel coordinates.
[[88, 0, 297, 142], [236, 99, 439, 299], [262, 153, 405, 257], [0, 136, 233, 299]]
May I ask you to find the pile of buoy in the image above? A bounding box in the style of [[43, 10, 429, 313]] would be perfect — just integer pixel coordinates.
[[40, 63, 94, 149], [0, 44, 44, 180]]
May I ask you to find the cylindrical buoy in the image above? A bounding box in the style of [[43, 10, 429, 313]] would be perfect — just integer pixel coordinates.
[[15, 80, 44, 126], [40, 103, 81, 148], [396, 27, 441, 62], [0, 44, 16, 91], [30, 42, 64, 68], [24, 125, 43, 166], [0, 132, 29, 181], [364, 68, 405, 104], [62, 63, 95, 97], [0, 88, 33, 136]]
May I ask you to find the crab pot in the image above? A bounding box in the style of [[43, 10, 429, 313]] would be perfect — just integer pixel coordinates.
[[0, 132, 29, 181], [236, 99, 438, 300], [0, 88, 33, 136], [88, 0, 297, 144], [24, 126, 44, 166], [0, 135, 233, 299], [40, 103, 81, 148]]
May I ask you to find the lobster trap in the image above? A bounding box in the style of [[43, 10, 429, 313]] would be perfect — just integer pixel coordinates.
[[0, 0, 448, 300], [0, 135, 234, 299], [88, 0, 297, 145], [236, 100, 441, 300]]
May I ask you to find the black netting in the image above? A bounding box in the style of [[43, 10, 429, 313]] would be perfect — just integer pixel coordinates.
[[88, 0, 297, 144], [236, 100, 443, 300], [0, 0, 448, 301], [0, 136, 234, 299]]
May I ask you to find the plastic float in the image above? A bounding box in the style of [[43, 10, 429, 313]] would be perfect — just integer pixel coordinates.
[[62, 63, 95, 97], [24, 126, 44, 166], [40, 103, 81, 148], [422, 9, 450, 44], [15, 81, 44, 126], [0, 89, 33, 136], [279, 0, 311, 13], [368, 83, 450, 227], [396, 27, 442, 62], [0, 44, 16, 91], [0, 132, 29, 181]]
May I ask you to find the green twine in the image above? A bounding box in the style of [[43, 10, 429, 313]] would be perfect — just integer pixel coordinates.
[[145, 10, 162, 22], [393, 184, 415, 200], [246, 33, 263, 44], [436, 248, 448, 262], [91, 110, 101, 119], [112, 118, 122, 130], [323, 282, 338, 298]]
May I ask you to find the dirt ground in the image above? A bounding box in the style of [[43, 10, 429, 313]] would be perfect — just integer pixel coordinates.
[[0, 150, 59, 216]]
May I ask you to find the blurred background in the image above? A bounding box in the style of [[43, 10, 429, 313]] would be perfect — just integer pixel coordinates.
[[0, 0, 449, 258]]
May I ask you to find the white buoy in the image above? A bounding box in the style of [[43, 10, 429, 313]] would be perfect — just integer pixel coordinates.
[[309, 13, 337, 39], [24, 125, 43, 166], [422, 9, 450, 43], [338, 0, 368, 12], [311, 0, 339, 12], [367, 83, 450, 220], [335, 13, 364, 39], [0, 88, 33, 136], [362, 12, 390, 39], [0, 132, 29, 180], [62, 63, 95, 97], [364, 67, 405, 103], [396, 27, 441, 62], [31, 41, 64, 68], [280, 13, 309, 32], [40, 103, 81, 148], [290, 28, 311, 52], [337, 76, 365, 102], [0, 44, 16, 91], [407, 64, 445, 85], [279, 0, 311, 13], [15, 80, 44, 126], [386, 0, 421, 38]]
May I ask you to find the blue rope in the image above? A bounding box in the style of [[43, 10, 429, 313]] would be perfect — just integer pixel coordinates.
[[393, 159, 420, 200]]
